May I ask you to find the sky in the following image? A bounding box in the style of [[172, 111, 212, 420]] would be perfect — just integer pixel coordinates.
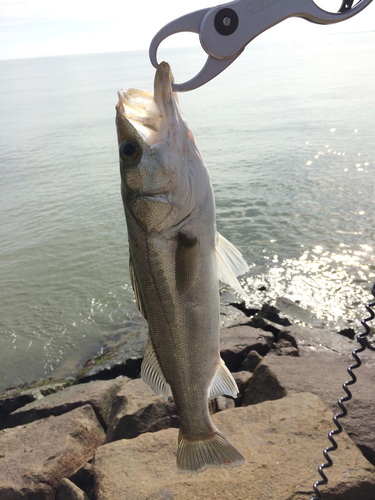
[[0, 0, 374, 60]]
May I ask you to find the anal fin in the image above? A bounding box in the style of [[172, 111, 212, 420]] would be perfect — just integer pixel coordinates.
[[141, 338, 170, 401], [209, 359, 239, 399]]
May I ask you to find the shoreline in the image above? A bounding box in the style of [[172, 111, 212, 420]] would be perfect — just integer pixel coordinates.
[[2, 290, 373, 399], [1, 298, 375, 499]]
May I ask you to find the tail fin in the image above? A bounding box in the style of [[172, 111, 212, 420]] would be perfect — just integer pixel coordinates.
[[177, 429, 246, 474]]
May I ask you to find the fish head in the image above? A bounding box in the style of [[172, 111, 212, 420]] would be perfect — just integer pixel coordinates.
[[116, 62, 205, 233]]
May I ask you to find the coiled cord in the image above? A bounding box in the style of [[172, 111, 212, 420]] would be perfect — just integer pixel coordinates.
[[311, 282, 375, 500]]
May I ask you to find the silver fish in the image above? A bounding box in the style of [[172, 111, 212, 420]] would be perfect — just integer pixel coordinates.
[[116, 62, 249, 474]]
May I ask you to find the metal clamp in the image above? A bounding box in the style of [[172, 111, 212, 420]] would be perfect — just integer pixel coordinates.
[[149, 0, 373, 92]]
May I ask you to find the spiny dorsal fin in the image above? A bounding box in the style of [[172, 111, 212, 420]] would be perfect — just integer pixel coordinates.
[[175, 232, 199, 295], [209, 358, 239, 399], [129, 255, 147, 319], [141, 338, 170, 400], [214, 232, 249, 302]]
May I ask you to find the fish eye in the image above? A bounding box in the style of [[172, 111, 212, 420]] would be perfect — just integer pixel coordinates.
[[119, 139, 141, 163]]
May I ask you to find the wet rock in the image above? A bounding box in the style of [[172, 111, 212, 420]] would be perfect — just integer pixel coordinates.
[[56, 478, 90, 500], [219, 289, 250, 328], [0, 380, 74, 428], [5, 379, 122, 431], [0, 392, 37, 422], [219, 324, 274, 372], [275, 296, 326, 327], [77, 333, 148, 383], [219, 304, 249, 328], [0, 405, 105, 500], [252, 303, 292, 327], [106, 378, 179, 443], [94, 393, 375, 500], [279, 324, 357, 357], [242, 353, 375, 465]]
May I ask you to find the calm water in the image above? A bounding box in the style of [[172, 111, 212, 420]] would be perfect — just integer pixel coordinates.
[[1, 33, 374, 390]]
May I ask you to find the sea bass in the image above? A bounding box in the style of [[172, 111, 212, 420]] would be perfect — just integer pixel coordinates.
[[116, 62, 249, 473]]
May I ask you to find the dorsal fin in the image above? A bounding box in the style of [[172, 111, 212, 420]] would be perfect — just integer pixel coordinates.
[[129, 255, 147, 319], [175, 232, 199, 295], [214, 232, 249, 302]]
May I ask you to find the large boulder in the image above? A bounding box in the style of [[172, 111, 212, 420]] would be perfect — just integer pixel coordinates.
[[243, 353, 375, 465], [106, 378, 179, 442], [4, 379, 122, 430], [0, 405, 105, 500], [219, 324, 274, 371], [94, 393, 375, 500]]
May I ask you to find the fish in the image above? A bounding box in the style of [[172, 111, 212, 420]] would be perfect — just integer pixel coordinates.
[[115, 61, 249, 474]]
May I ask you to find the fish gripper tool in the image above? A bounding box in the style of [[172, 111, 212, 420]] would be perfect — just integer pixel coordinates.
[[149, 0, 373, 92], [310, 282, 375, 500]]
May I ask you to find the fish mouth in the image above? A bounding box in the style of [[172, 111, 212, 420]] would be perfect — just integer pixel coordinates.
[[117, 88, 160, 139], [117, 62, 178, 146], [136, 192, 169, 203]]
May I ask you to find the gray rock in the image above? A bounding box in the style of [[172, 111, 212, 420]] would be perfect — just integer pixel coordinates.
[[242, 359, 287, 405], [6, 379, 122, 430], [219, 304, 249, 328], [0, 405, 105, 500], [0, 393, 37, 423], [56, 478, 90, 500], [273, 338, 299, 356], [232, 370, 252, 398], [215, 395, 235, 411], [252, 303, 292, 327], [106, 378, 178, 443], [77, 333, 148, 384], [67, 461, 94, 500], [282, 324, 357, 357], [94, 393, 375, 500], [219, 324, 274, 372], [242, 353, 375, 465], [275, 296, 326, 327], [240, 349, 263, 372], [219, 288, 253, 328], [0, 380, 72, 429]]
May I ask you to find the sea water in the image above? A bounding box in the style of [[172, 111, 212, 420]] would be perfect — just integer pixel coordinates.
[[0, 32, 374, 390]]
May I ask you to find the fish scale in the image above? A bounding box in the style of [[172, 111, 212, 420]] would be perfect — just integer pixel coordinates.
[[116, 61, 249, 473]]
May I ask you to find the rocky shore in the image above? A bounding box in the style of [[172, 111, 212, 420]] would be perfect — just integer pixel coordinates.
[[1, 297, 375, 500]]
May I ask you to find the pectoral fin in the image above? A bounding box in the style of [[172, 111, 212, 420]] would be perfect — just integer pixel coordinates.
[[209, 359, 239, 399], [141, 338, 170, 401], [129, 256, 147, 319], [214, 232, 249, 302], [175, 232, 199, 295]]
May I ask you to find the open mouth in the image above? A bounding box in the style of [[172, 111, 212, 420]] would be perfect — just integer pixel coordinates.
[[117, 88, 162, 143]]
